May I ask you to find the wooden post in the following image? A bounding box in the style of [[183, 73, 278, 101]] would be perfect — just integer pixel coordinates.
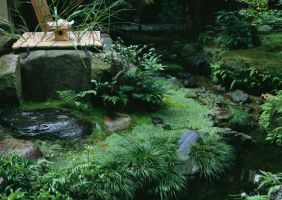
[[31, 0, 52, 32]]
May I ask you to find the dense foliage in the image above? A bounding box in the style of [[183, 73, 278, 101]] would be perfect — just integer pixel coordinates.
[[211, 57, 282, 93], [215, 11, 254, 49], [259, 91, 282, 145], [189, 136, 234, 178], [0, 125, 234, 200], [240, 171, 282, 200], [58, 41, 167, 110], [228, 107, 252, 131]]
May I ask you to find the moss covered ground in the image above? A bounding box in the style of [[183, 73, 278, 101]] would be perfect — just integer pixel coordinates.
[[18, 80, 217, 167]]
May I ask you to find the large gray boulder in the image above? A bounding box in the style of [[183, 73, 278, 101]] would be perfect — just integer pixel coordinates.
[[0, 54, 22, 105], [21, 50, 91, 101], [91, 53, 111, 81], [0, 108, 92, 140], [178, 131, 200, 160]]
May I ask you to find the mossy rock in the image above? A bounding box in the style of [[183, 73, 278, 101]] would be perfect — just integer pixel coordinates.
[[214, 44, 282, 93], [0, 54, 22, 105], [21, 50, 91, 102], [91, 54, 112, 81]]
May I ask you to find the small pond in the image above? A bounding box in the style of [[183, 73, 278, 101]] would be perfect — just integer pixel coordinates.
[[184, 143, 282, 200]]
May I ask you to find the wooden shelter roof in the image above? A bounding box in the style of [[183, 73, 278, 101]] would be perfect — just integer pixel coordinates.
[[12, 31, 103, 50]]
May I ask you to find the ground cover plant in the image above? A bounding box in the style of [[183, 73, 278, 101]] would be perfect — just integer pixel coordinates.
[[259, 90, 282, 145], [0, 79, 234, 200]]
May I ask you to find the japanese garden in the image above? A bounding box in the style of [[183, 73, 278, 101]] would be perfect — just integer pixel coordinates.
[[0, 0, 281, 199]]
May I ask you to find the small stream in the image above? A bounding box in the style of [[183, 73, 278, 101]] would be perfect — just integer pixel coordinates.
[[119, 32, 282, 199]]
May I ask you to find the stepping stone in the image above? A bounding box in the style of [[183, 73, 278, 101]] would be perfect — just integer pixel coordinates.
[[104, 113, 132, 132], [0, 138, 42, 159]]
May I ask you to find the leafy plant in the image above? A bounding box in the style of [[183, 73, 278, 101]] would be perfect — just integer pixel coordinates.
[[189, 136, 234, 178], [94, 41, 167, 109], [229, 107, 252, 130], [0, 154, 36, 193], [215, 11, 254, 49], [0, 189, 27, 200], [57, 90, 96, 111], [238, 171, 282, 200], [237, 0, 282, 28], [211, 60, 282, 93], [259, 90, 282, 145]]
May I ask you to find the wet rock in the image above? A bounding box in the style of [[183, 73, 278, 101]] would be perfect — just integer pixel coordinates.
[[213, 107, 231, 123], [271, 186, 282, 200], [231, 90, 249, 103], [0, 109, 92, 139], [192, 88, 225, 107], [104, 113, 132, 132], [0, 138, 42, 159], [218, 128, 252, 144], [21, 50, 91, 102], [178, 131, 200, 159], [0, 54, 22, 105]]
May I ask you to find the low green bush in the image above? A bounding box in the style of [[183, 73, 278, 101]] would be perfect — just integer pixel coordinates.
[[189, 136, 234, 178], [0, 126, 234, 199], [56, 42, 167, 110], [238, 171, 282, 200], [229, 107, 252, 130], [215, 11, 254, 49], [259, 90, 282, 145]]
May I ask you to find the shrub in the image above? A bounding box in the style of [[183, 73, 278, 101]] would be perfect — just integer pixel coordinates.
[[67, 126, 186, 200], [215, 11, 254, 49], [211, 52, 282, 93], [0, 154, 36, 193], [259, 90, 282, 145], [189, 136, 234, 178], [57, 90, 96, 111], [94, 41, 167, 109], [239, 171, 282, 200], [0, 127, 234, 199], [229, 107, 252, 130]]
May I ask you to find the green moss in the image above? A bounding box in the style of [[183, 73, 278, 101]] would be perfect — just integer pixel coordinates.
[[164, 63, 184, 74], [261, 33, 282, 52], [154, 87, 218, 135], [20, 80, 219, 170]]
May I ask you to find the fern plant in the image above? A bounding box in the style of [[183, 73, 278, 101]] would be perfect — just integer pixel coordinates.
[[239, 171, 282, 200], [57, 90, 96, 111], [259, 90, 282, 145]]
